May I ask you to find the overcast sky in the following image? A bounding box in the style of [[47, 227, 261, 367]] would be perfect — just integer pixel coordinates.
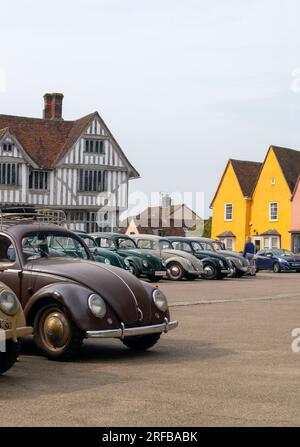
[[1, 0, 300, 217]]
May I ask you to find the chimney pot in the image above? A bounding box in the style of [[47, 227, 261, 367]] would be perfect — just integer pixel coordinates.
[[43, 93, 64, 120]]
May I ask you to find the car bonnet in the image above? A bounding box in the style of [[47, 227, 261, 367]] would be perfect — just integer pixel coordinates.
[[28, 258, 152, 325]]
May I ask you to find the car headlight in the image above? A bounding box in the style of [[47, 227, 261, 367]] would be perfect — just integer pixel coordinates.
[[153, 289, 168, 312], [278, 258, 288, 263], [162, 260, 167, 267], [104, 258, 111, 265], [142, 259, 149, 268], [0, 289, 19, 316], [88, 294, 107, 318]]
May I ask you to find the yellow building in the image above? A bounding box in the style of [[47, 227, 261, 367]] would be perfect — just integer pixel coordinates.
[[210, 159, 261, 252], [211, 146, 300, 252]]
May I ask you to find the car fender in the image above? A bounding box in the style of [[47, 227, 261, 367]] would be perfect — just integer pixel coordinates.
[[124, 255, 143, 270], [165, 255, 189, 271], [24, 282, 106, 332], [201, 257, 220, 268]]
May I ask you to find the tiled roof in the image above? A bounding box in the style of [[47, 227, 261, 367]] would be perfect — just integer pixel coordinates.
[[230, 159, 262, 197], [0, 113, 94, 168], [259, 229, 281, 236], [271, 146, 300, 193]]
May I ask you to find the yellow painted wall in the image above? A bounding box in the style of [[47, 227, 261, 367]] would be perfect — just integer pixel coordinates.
[[251, 148, 292, 249], [211, 162, 249, 251]]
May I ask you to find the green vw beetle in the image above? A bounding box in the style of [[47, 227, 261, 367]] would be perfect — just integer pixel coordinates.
[[88, 233, 167, 282], [76, 232, 130, 271]]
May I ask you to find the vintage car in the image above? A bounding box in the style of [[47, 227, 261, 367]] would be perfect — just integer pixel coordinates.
[[191, 237, 251, 277], [167, 236, 233, 280], [255, 249, 300, 273], [0, 283, 32, 374], [88, 233, 168, 282], [75, 231, 130, 271], [0, 220, 178, 361], [129, 234, 204, 281]]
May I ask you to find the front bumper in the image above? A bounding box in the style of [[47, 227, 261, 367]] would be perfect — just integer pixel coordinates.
[[86, 318, 179, 339], [5, 326, 33, 342]]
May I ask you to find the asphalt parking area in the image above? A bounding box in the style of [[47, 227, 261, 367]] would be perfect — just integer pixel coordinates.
[[1, 272, 300, 426]]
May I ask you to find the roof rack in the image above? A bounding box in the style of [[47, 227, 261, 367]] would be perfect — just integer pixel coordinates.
[[0, 208, 67, 228]]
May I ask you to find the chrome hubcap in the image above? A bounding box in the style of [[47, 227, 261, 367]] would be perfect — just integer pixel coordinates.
[[41, 311, 71, 351], [169, 265, 181, 277], [204, 265, 215, 277]]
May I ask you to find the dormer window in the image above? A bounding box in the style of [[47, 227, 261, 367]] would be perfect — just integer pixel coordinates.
[[3, 143, 12, 152], [85, 139, 105, 154]]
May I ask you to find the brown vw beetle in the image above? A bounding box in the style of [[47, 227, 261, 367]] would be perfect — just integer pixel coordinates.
[[0, 283, 32, 373], [0, 214, 178, 361]]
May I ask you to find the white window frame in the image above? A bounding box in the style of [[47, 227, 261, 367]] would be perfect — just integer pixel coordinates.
[[271, 236, 280, 249], [263, 237, 270, 249], [271, 178, 275, 185], [269, 202, 278, 222], [224, 203, 233, 221], [225, 237, 234, 251]]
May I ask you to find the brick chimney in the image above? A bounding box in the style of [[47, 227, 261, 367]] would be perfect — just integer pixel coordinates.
[[43, 93, 64, 120]]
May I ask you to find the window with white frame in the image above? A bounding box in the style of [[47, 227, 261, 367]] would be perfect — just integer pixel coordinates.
[[225, 238, 234, 251], [263, 237, 270, 249], [29, 170, 49, 190], [2, 142, 12, 152], [224, 203, 233, 221], [269, 202, 278, 221], [271, 236, 280, 249], [0, 163, 20, 185]]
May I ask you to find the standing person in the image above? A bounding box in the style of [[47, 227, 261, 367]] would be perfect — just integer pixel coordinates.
[[243, 236, 256, 275]]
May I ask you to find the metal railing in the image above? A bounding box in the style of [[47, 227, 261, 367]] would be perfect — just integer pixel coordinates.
[[0, 208, 67, 229]]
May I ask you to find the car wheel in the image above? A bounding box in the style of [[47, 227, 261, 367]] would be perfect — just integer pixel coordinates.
[[202, 263, 218, 280], [33, 304, 83, 361], [167, 262, 184, 280], [273, 262, 281, 273], [0, 340, 20, 374], [128, 261, 140, 277], [122, 333, 161, 351]]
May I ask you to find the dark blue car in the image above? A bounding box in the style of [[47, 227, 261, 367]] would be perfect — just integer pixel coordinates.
[[255, 249, 300, 273]]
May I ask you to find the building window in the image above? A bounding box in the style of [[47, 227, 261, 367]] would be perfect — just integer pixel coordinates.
[[269, 202, 278, 221], [0, 163, 19, 185], [29, 170, 49, 190], [271, 236, 280, 248], [263, 237, 270, 249], [3, 143, 12, 152], [271, 178, 275, 185], [224, 203, 233, 221], [85, 139, 105, 154], [69, 211, 86, 222], [79, 170, 107, 192]]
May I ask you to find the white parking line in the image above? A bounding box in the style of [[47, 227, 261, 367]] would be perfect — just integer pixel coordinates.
[[170, 292, 300, 307]]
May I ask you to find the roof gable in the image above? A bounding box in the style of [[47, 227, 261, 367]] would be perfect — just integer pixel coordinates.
[[0, 111, 140, 177], [271, 145, 300, 193], [210, 159, 262, 207]]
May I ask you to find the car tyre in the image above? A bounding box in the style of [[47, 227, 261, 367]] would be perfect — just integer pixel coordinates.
[[0, 340, 20, 374], [185, 273, 197, 281], [167, 262, 184, 281], [128, 261, 140, 278], [273, 262, 281, 273], [33, 304, 83, 361], [122, 333, 161, 351], [202, 263, 218, 280]]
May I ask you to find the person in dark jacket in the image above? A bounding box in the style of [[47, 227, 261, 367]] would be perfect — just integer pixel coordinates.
[[243, 236, 255, 258]]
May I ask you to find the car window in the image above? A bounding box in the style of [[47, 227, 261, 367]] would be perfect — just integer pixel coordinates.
[[257, 250, 265, 256], [171, 241, 192, 252], [98, 238, 116, 249], [82, 237, 97, 248], [22, 232, 90, 260], [200, 242, 213, 251], [136, 239, 155, 249], [191, 242, 202, 252], [159, 240, 173, 250], [0, 235, 17, 264], [117, 238, 136, 249]]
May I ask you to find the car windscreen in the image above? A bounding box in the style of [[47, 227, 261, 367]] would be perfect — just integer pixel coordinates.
[[273, 249, 294, 257], [22, 232, 90, 261], [117, 238, 137, 249], [159, 240, 173, 250]]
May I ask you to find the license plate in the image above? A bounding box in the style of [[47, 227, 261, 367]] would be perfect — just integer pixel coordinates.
[[155, 271, 166, 276]]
